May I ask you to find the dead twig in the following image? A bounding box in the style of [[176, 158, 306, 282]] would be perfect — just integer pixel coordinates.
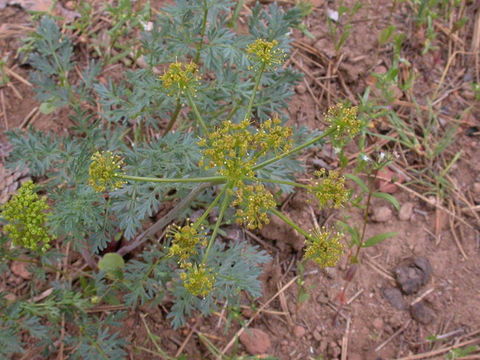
[[0, 89, 8, 129]]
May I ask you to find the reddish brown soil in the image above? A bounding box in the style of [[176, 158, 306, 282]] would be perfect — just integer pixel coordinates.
[[1, 1, 479, 359]]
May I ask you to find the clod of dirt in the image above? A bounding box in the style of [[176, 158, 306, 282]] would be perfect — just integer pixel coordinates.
[[398, 202, 414, 221], [293, 325, 306, 338], [394, 257, 432, 295], [260, 214, 305, 251], [382, 287, 407, 310], [10, 260, 32, 279], [371, 206, 393, 222], [239, 328, 271, 355], [410, 302, 436, 325]]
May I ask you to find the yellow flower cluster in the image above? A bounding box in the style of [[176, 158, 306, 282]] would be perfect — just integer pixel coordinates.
[[325, 103, 360, 139], [246, 39, 285, 69], [304, 227, 344, 268], [160, 61, 199, 95], [88, 151, 126, 192], [180, 263, 215, 297], [2, 181, 52, 252], [167, 223, 206, 266], [233, 183, 276, 229], [198, 117, 292, 180], [310, 169, 349, 209]]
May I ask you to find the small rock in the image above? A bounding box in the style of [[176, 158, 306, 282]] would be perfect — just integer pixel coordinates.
[[394, 257, 432, 295], [295, 84, 307, 94], [372, 318, 384, 330], [293, 325, 306, 338], [313, 330, 322, 341], [382, 287, 407, 310], [399, 202, 414, 221], [11, 261, 32, 280], [371, 206, 393, 222], [410, 302, 435, 325], [239, 328, 271, 355]]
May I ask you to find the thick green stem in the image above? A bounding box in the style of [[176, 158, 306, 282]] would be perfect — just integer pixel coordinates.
[[244, 177, 310, 190], [193, 185, 228, 229], [269, 208, 310, 239], [185, 89, 208, 133], [118, 174, 226, 184], [202, 183, 233, 263], [163, 98, 182, 136], [252, 128, 335, 171], [244, 63, 266, 122]]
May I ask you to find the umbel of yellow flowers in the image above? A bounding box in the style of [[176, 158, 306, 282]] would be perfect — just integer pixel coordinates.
[[2, 181, 52, 252]]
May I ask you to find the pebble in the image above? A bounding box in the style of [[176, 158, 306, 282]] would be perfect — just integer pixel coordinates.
[[313, 330, 322, 341], [410, 302, 435, 325], [399, 202, 414, 221], [293, 325, 306, 338], [372, 206, 393, 222], [239, 328, 271, 355]]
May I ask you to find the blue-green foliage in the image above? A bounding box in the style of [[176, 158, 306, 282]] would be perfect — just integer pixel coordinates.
[[1, 0, 307, 358], [169, 241, 270, 328]]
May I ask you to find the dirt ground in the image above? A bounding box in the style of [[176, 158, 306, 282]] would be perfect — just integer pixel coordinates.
[[0, 0, 479, 359]]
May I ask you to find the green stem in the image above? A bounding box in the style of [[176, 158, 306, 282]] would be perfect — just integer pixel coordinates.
[[244, 177, 310, 190], [252, 128, 335, 171], [269, 208, 310, 239], [202, 182, 233, 263], [185, 89, 208, 133], [193, 185, 228, 229], [118, 174, 226, 184], [194, 0, 209, 65], [163, 98, 182, 136], [244, 63, 266, 122]]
